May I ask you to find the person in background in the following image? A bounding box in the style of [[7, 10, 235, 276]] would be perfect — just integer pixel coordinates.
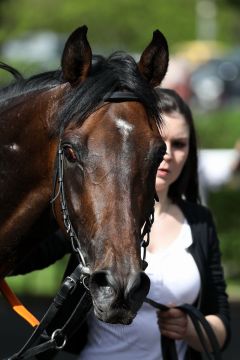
[[12, 88, 231, 360]]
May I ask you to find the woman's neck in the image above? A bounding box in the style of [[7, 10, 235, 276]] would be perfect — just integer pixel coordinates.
[[155, 190, 172, 216]]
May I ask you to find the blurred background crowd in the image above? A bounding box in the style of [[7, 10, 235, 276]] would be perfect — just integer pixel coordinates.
[[0, 0, 239, 339]]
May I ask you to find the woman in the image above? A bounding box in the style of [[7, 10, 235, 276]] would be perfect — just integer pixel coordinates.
[[147, 88, 230, 358], [72, 88, 230, 360]]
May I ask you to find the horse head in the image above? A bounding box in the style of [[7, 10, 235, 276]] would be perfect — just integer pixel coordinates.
[[52, 26, 168, 324], [0, 25, 168, 324]]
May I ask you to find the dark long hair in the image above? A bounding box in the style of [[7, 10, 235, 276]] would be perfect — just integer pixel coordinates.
[[155, 88, 200, 203]]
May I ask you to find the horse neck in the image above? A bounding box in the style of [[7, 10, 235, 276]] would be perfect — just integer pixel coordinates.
[[0, 87, 65, 275]]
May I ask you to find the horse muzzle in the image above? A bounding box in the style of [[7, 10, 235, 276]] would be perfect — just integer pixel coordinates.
[[89, 269, 150, 324]]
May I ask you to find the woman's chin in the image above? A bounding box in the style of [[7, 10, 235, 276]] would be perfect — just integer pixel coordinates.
[[155, 179, 168, 192]]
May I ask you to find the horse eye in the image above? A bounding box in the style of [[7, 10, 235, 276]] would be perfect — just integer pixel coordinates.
[[63, 145, 77, 163]]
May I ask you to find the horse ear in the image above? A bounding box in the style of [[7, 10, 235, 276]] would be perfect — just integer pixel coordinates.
[[61, 25, 92, 86], [138, 30, 169, 87]]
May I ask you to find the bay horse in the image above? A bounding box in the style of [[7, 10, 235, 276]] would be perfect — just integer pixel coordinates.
[[0, 25, 168, 325]]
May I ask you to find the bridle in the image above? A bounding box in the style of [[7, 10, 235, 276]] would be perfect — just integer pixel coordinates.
[[51, 90, 156, 278], [51, 144, 89, 271], [50, 143, 154, 295]]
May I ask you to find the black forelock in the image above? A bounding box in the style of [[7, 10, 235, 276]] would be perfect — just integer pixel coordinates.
[[56, 52, 161, 134]]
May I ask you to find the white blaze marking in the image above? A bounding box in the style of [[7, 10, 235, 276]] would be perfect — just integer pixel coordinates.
[[115, 118, 134, 138]]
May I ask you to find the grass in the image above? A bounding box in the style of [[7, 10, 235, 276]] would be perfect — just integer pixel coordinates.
[[5, 255, 69, 296]]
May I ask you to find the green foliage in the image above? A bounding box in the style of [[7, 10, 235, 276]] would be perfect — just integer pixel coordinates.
[[208, 187, 240, 278], [208, 187, 240, 232], [0, 0, 239, 53], [0, 60, 57, 87], [195, 106, 240, 149], [226, 278, 240, 300], [0, 0, 194, 52], [6, 255, 69, 296], [221, 0, 240, 9]]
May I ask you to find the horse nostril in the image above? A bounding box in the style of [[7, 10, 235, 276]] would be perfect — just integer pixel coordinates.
[[90, 270, 116, 299], [126, 272, 150, 310]]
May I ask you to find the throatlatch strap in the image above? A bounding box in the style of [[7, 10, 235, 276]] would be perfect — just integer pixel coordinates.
[[0, 279, 40, 327]]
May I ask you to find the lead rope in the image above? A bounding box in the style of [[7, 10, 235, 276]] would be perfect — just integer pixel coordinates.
[[55, 141, 153, 272], [145, 298, 222, 360], [0, 279, 40, 327]]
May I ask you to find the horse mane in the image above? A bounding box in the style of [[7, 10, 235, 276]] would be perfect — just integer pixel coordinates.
[[0, 53, 162, 134], [0, 64, 63, 104]]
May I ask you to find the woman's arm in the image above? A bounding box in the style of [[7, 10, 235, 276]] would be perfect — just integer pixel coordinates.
[[185, 312, 227, 351]]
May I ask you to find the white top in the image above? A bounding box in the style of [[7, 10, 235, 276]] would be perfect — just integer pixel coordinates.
[[79, 220, 201, 360]]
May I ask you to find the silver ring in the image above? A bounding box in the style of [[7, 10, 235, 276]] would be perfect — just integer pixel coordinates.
[[51, 329, 67, 350]]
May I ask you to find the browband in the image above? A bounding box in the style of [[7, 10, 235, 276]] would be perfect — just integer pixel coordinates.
[[103, 91, 141, 102]]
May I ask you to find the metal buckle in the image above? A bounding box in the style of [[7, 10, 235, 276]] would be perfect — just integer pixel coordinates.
[[65, 276, 77, 294], [82, 275, 90, 290], [51, 329, 67, 350]]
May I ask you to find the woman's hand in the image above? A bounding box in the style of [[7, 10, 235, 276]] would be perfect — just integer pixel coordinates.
[[157, 308, 227, 352], [157, 307, 188, 340]]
